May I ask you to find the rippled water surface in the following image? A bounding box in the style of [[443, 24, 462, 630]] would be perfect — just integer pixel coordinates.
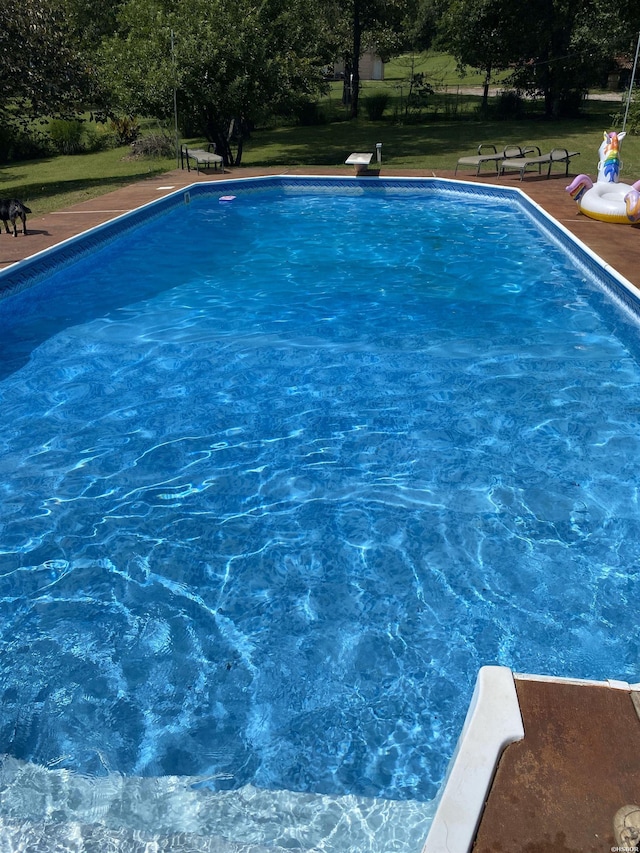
[[1, 188, 640, 804]]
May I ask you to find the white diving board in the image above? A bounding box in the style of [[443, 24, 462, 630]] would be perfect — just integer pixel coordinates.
[[345, 152, 374, 174]]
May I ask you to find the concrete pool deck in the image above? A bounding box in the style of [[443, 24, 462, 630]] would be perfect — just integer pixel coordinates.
[[1, 164, 640, 852]]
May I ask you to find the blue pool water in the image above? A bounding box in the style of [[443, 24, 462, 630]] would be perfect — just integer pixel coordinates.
[[1, 180, 640, 814]]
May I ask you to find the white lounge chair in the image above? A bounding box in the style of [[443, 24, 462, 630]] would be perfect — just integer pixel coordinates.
[[498, 147, 580, 180], [454, 144, 529, 176], [181, 144, 224, 173]]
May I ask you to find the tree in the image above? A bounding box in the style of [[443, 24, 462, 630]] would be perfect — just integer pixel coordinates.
[[439, 0, 512, 112], [340, 0, 414, 118], [0, 0, 91, 132], [63, 0, 124, 51], [409, 0, 445, 51], [506, 0, 602, 117], [98, 0, 334, 165], [438, 0, 640, 118]]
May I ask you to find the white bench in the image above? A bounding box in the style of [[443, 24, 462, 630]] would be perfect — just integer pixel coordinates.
[[345, 152, 374, 174]]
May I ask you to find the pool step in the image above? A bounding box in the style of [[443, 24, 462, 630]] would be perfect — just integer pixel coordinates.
[[0, 755, 435, 852], [0, 816, 274, 852]]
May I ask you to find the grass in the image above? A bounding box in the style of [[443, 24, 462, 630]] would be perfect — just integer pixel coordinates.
[[0, 146, 177, 215], [0, 53, 637, 216], [383, 51, 511, 88], [242, 98, 640, 174]]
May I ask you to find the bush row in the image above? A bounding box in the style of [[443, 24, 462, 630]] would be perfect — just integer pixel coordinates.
[[291, 89, 543, 125], [0, 118, 175, 162]]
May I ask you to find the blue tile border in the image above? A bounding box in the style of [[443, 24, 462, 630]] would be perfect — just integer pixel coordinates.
[[512, 189, 640, 320], [0, 189, 189, 301], [1, 176, 639, 322]]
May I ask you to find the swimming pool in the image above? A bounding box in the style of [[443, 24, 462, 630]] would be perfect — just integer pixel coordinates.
[[1, 176, 640, 850]]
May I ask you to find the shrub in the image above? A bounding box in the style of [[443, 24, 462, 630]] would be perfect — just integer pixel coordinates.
[[614, 86, 640, 135], [0, 125, 52, 162], [295, 101, 326, 126], [494, 90, 524, 119], [110, 115, 141, 146], [81, 124, 111, 153], [48, 119, 85, 154], [363, 93, 390, 121], [130, 133, 175, 158]]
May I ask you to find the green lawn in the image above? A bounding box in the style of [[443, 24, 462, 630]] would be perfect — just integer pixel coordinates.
[[242, 99, 639, 173], [0, 75, 637, 216], [382, 51, 511, 87], [0, 146, 177, 215]]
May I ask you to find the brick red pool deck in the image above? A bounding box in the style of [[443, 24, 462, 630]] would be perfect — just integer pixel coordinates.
[[1, 164, 640, 852]]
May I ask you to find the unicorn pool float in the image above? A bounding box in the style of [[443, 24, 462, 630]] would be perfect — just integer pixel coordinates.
[[566, 131, 640, 224]]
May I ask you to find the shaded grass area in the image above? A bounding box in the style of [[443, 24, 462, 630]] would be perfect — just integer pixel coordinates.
[[322, 86, 492, 122], [242, 100, 640, 175], [0, 147, 176, 215]]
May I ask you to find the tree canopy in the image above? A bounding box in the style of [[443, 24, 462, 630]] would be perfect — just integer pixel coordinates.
[[98, 0, 336, 163], [0, 0, 91, 130], [438, 0, 640, 117], [1, 0, 640, 156]]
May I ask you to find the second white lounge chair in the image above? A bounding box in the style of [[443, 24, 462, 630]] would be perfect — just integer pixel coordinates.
[[498, 147, 580, 180]]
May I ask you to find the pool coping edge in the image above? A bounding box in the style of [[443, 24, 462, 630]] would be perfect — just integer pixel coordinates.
[[421, 666, 524, 853]]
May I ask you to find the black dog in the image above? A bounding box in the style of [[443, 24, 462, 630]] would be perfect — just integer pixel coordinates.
[[0, 199, 31, 237]]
